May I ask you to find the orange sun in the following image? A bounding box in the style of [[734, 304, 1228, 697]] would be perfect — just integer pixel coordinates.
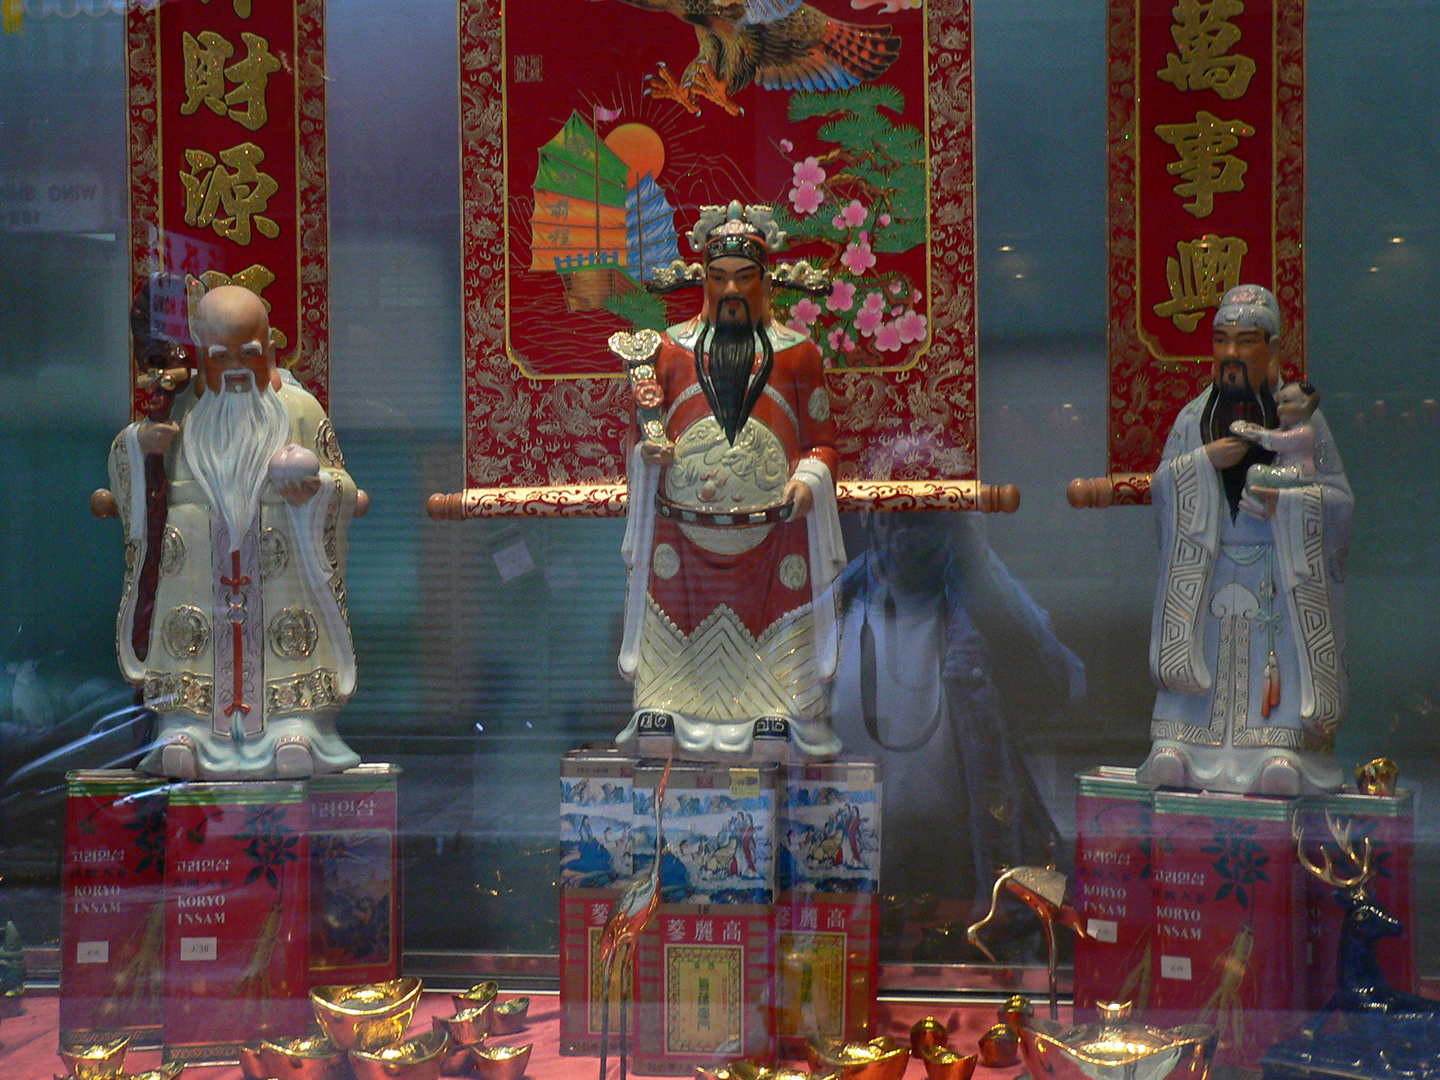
[[604, 123, 666, 186]]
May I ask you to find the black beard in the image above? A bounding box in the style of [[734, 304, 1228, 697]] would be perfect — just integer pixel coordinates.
[[693, 299, 774, 444], [1202, 376, 1278, 520]]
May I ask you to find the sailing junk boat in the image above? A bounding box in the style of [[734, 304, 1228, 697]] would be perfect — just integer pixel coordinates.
[[528, 112, 679, 312]]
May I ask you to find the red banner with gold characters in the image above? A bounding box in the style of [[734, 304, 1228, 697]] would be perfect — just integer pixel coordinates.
[[1102, 0, 1304, 503], [127, 0, 329, 408], [444, 0, 998, 518]]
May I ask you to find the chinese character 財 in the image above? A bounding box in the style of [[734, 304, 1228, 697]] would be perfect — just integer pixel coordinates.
[[1152, 234, 1250, 332], [1157, 0, 1257, 100], [1154, 110, 1256, 218], [182, 31, 281, 132], [180, 143, 280, 244]]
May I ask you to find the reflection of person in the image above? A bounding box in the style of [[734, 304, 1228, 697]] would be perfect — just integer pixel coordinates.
[[1139, 285, 1353, 795], [110, 285, 361, 780], [615, 202, 845, 761], [1230, 380, 1319, 516], [829, 511, 1085, 911]]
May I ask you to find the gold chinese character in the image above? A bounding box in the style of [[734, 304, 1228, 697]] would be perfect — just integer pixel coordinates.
[[224, 33, 281, 131], [180, 143, 280, 245], [1154, 110, 1255, 217], [1152, 234, 1249, 331], [199, 0, 253, 19], [181, 30, 234, 118], [1157, 0, 1257, 100]]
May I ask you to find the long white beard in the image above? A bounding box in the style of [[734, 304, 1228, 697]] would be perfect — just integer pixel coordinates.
[[181, 372, 290, 552]]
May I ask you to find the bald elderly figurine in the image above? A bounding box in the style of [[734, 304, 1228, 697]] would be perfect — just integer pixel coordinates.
[[110, 284, 361, 780], [1139, 285, 1353, 795]]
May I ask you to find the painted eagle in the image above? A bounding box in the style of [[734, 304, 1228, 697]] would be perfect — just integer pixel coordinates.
[[606, 0, 903, 115]]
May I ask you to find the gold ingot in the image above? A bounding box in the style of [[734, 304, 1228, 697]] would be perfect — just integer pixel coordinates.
[[976, 1024, 1019, 1069], [1015, 1002, 1216, 1080], [998, 994, 1034, 1029], [918, 1044, 977, 1080], [468, 1042, 532, 1080], [489, 996, 530, 1035], [239, 1034, 346, 1080], [449, 980, 499, 1021], [1356, 758, 1399, 796], [807, 1036, 910, 1080], [348, 1029, 448, 1080], [698, 1065, 836, 1080], [122, 1066, 185, 1080], [311, 977, 424, 1052], [58, 1034, 131, 1080], [909, 1016, 948, 1055], [432, 1006, 491, 1046]]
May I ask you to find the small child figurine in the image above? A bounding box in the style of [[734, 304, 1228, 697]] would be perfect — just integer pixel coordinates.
[[1230, 380, 1321, 516]]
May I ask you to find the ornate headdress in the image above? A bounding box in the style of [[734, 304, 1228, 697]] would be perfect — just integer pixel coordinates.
[[646, 200, 829, 296], [1214, 283, 1281, 338]]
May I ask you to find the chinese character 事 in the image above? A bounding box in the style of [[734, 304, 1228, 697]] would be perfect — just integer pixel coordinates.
[[1155, 110, 1256, 218]]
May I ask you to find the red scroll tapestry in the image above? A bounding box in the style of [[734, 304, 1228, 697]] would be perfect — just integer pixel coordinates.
[[1098, 0, 1304, 505], [447, 0, 995, 518], [126, 0, 329, 408]]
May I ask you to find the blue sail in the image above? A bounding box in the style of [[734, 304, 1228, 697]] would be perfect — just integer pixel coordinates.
[[625, 173, 681, 285]]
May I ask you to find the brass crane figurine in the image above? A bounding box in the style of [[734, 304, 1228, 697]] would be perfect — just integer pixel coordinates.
[[598, 755, 672, 1080]]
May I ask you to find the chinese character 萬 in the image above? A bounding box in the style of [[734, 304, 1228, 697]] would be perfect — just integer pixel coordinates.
[[1157, 0, 1257, 100]]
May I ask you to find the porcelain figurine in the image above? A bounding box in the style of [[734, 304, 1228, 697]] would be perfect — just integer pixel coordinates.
[[1265, 814, 1440, 1075], [108, 283, 363, 780], [1138, 284, 1352, 796], [613, 201, 845, 761]]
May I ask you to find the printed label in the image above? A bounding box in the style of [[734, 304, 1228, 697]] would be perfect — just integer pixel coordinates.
[[1086, 918, 1118, 943], [730, 768, 760, 800], [1160, 955, 1192, 981], [76, 940, 110, 964], [179, 937, 217, 962]]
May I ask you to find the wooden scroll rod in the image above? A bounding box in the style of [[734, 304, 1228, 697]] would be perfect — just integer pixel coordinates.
[[427, 480, 1022, 520], [1066, 472, 1152, 509]]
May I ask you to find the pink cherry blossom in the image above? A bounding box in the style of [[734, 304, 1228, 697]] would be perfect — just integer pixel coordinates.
[[826, 280, 856, 312], [786, 318, 807, 333], [789, 181, 824, 215], [779, 138, 794, 153], [890, 279, 906, 295], [839, 199, 867, 228], [862, 291, 886, 313], [891, 306, 903, 317], [897, 310, 927, 343], [790, 297, 822, 326], [878, 213, 892, 227], [875, 322, 903, 352], [792, 156, 826, 185], [832, 214, 846, 229], [855, 305, 883, 336], [841, 238, 876, 274], [843, 334, 856, 351], [828, 327, 845, 349]]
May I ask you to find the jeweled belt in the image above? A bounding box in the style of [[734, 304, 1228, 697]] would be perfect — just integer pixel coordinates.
[[656, 494, 794, 527]]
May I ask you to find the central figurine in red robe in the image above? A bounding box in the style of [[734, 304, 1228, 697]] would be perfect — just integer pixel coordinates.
[[613, 201, 845, 761]]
